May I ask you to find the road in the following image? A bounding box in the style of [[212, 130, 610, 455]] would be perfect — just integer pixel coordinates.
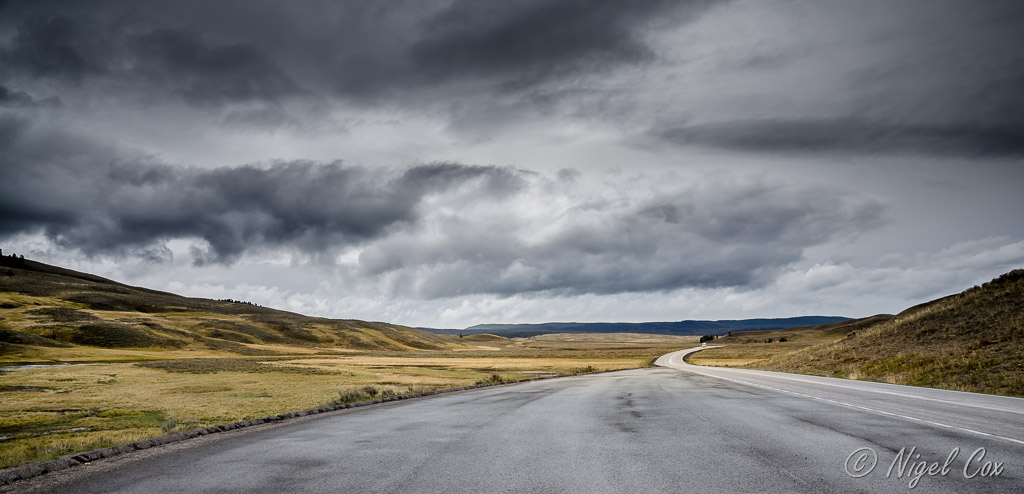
[[19, 347, 1024, 493]]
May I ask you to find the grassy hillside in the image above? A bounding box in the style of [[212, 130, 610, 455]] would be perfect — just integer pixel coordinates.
[[0, 256, 695, 470], [684, 316, 894, 367], [0, 256, 458, 363], [691, 269, 1024, 397]]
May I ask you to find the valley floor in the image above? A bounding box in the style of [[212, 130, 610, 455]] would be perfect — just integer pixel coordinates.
[[0, 333, 693, 469]]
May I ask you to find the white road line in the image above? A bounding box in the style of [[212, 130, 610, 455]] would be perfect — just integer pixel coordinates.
[[661, 348, 1024, 413], [658, 348, 1024, 447], [708, 367, 1024, 416]]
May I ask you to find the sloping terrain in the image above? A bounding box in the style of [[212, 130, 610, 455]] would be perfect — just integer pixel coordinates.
[[0, 258, 695, 471], [693, 269, 1024, 397], [0, 256, 459, 363]]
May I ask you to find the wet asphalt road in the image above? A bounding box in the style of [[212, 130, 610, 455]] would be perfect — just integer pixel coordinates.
[[21, 347, 1024, 493]]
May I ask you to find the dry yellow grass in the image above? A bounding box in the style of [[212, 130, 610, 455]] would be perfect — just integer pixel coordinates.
[[690, 270, 1024, 398], [0, 333, 686, 469], [0, 259, 694, 470], [686, 321, 859, 367], [0, 258, 464, 358]]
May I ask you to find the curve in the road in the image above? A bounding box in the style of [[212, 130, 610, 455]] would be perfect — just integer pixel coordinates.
[[656, 346, 1024, 446]]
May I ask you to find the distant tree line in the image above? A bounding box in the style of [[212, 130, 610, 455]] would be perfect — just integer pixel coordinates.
[[218, 298, 261, 307], [0, 248, 25, 260], [699, 332, 736, 343], [0, 248, 26, 270]]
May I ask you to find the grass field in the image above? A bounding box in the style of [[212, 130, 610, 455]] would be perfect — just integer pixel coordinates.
[[0, 333, 693, 469], [0, 258, 697, 470]]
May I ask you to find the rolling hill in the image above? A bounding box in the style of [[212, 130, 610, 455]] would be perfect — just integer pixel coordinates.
[[0, 256, 460, 363], [694, 269, 1024, 397]]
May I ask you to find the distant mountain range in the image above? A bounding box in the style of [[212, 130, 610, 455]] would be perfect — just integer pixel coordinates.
[[419, 316, 851, 337]]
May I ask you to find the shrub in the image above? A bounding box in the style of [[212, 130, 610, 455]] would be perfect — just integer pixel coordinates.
[[336, 389, 368, 403], [160, 419, 177, 433], [475, 373, 506, 385], [334, 385, 391, 405]]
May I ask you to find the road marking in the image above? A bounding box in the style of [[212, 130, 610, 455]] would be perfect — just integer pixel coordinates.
[[662, 349, 1024, 414], [692, 369, 1024, 447], [710, 367, 1024, 416], [659, 348, 1024, 447]]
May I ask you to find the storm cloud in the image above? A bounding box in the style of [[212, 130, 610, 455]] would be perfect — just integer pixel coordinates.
[[0, 10, 301, 106], [408, 0, 685, 90], [5, 1, 1022, 153], [0, 117, 523, 263], [0, 113, 884, 295], [1, 0, 1022, 326], [354, 176, 885, 298], [0, 0, 711, 104]]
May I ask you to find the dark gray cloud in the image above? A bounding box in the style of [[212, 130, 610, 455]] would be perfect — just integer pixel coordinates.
[[4, 0, 1024, 152], [319, 0, 715, 98], [0, 115, 523, 263], [127, 28, 301, 105], [409, 0, 680, 91], [0, 112, 885, 296], [0, 85, 56, 107], [0, 0, 715, 105], [357, 179, 886, 298], [657, 118, 1024, 157], [1, 9, 300, 105], [644, 1, 1024, 157], [0, 13, 108, 83]]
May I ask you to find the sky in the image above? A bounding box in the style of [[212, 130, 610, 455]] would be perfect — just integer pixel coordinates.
[[1, 0, 1023, 329]]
